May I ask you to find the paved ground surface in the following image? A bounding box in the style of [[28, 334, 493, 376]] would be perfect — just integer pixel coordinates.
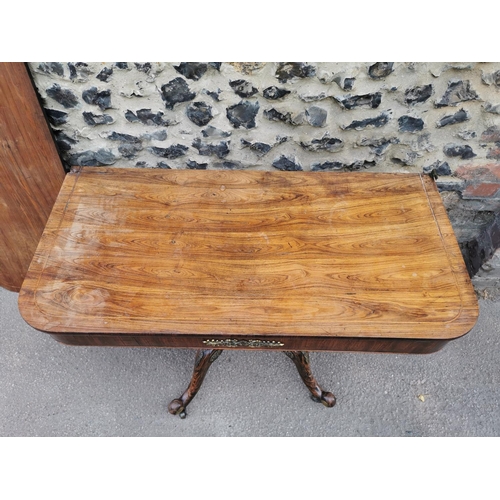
[[1, 287, 499, 437]]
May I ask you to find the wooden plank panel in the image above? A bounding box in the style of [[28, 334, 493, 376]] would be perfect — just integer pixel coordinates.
[[18, 168, 479, 343], [0, 63, 65, 291]]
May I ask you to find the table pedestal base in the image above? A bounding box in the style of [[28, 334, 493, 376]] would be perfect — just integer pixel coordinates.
[[167, 349, 336, 418]]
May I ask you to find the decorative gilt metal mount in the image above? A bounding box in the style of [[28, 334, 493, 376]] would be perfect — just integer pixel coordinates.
[[202, 339, 284, 348]]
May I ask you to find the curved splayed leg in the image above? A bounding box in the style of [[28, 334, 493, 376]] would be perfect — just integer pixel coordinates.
[[284, 351, 336, 407], [168, 349, 223, 418]]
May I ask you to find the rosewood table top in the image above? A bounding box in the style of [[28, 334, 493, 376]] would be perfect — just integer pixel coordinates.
[[18, 167, 479, 353]]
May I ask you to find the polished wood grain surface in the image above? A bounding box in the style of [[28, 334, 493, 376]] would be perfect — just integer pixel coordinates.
[[0, 63, 65, 291], [18, 167, 478, 348]]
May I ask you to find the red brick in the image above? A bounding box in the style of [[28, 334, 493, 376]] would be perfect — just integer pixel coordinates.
[[463, 182, 500, 198], [487, 146, 500, 160], [480, 126, 500, 142], [455, 163, 500, 182]]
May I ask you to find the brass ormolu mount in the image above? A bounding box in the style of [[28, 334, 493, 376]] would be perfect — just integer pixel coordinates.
[[203, 339, 284, 348]]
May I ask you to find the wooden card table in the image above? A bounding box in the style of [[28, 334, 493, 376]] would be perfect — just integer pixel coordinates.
[[18, 167, 479, 417]]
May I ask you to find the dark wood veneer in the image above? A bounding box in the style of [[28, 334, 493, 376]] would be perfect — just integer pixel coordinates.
[[48, 331, 449, 354]]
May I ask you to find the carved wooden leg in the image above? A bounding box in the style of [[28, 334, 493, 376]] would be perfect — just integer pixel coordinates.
[[168, 349, 222, 418], [284, 351, 336, 407]]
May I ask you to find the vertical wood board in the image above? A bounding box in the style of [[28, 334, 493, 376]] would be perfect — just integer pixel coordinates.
[[0, 62, 65, 291]]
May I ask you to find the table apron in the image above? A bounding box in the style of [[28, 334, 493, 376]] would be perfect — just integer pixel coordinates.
[[49, 332, 450, 354]]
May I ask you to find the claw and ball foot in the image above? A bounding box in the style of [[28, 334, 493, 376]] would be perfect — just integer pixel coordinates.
[[168, 349, 222, 418], [284, 351, 336, 407]]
